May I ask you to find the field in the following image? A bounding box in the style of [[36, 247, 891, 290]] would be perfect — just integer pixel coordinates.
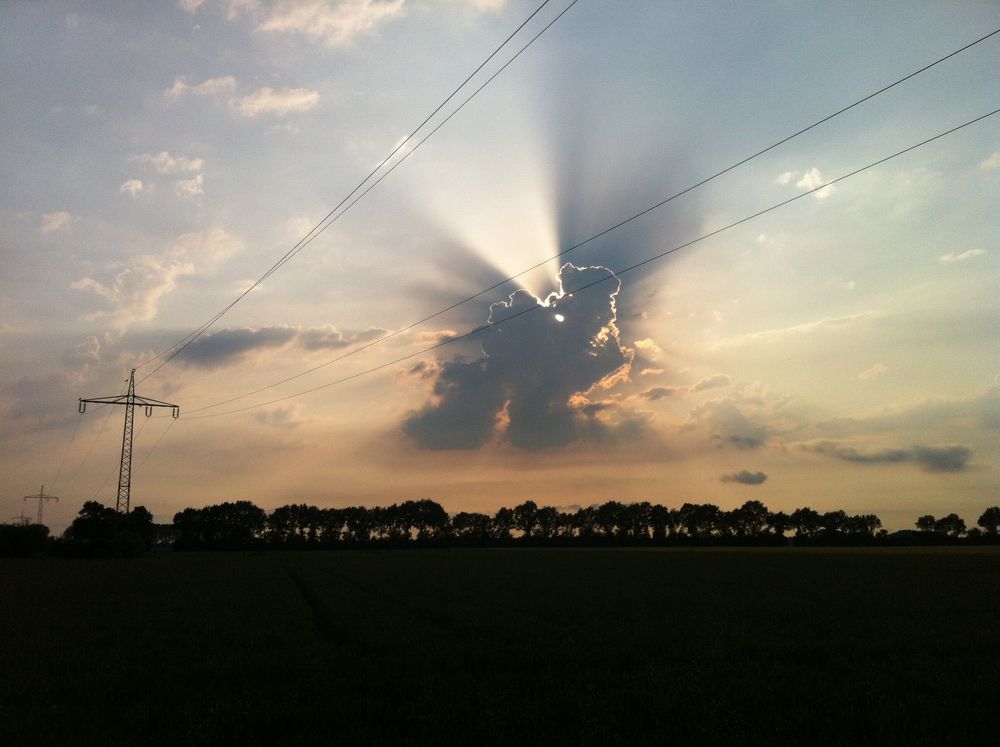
[[2, 548, 999, 744]]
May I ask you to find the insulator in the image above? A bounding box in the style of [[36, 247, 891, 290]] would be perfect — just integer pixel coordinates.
[[172, 407, 180, 419], [145, 405, 153, 417], [78, 401, 86, 414]]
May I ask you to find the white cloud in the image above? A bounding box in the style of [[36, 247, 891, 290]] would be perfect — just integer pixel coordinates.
[[634, 337, 663, 359], [133, 151, 204, 175], [70, 228, 241, 333], [796, 167, 836, 201], [775, 171, 797, 185], [179, 0, 207, 12], [939, 248, 987, 263], [236, 86, 319, 117], [119, 179, 144, 198], [166, 75, 238, 100], [715, 311, 883, 348], [257, 0, 405, 46], [174, 173, 205, 200], [466, 0, 506, 9], [40, 211, 73, 234], [858, 362, 888, 381], [980, 152, 1000, 171]]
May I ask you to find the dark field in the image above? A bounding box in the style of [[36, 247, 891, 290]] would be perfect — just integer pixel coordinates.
[[3, 548, 999, 745]]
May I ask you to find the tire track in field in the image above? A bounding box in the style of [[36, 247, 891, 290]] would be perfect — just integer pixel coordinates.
[[338, 574, 525, 646], [283, 564, 366, 650]]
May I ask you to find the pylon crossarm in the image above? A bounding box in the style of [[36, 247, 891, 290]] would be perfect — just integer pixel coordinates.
[[132, 397, 179, 408], [80, 395, 131, 405]]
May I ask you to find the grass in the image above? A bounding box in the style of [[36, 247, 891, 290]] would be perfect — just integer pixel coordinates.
[[2, 547, 998, 744]]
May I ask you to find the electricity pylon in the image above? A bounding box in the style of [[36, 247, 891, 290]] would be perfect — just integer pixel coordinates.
[[22, 485, 57, 524], [79, 369, 179, 514]]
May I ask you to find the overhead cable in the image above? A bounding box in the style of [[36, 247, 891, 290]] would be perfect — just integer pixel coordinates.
[[179, 106, 1000, 420], [137, 0, 576, 383], [184, 26, 1000, 415]]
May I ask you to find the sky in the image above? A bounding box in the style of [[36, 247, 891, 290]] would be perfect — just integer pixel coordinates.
[[1, 0, 999, 533]]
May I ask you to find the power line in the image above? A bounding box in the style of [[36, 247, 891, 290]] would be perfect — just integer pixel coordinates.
[[137, 0, 577, 384], [49, 416, 82, 493], [136, 418, 176, 471], [64, 404, 115, 489], [179, 106, 999, 421], [183, 26, 1000, 415]]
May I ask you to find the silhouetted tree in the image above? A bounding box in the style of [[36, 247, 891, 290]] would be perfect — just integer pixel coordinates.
[[535, 506, 560, 539], [767, 511, 792, 537], [677, 503, 722, 539], [730, 500, 770, 537], [173, 500, 265, 550], [491, 507, 514, 540], [0, 522, 50, 557], [977, 506, 1000, 535], [790, 507, 822, 537], [844, 514, 882, 536], [821, 510, 848, 534], [915, 515, 937, 532], [452, 512, 492, 542], [513, 501, 538, 539], [934, 513, 966, 537]]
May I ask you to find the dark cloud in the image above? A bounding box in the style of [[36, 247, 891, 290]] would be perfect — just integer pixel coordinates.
[[912, 445, 973, 472], [180, 326, 296, 367], [298, 325, 388, 351], [403, 264, 637, 450], [721, 470, 768, 485], [692, 374, 731, 393], [640, 386, 680, 401], [802, 440, 972, 473]]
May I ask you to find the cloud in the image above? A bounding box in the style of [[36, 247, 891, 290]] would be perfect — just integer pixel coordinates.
[[257, 0, 405, 46], [720, 470, 768, 485], [858, 362, 888, 381], [254, 406, 301, 428], [179, 326, 298, 367], [692, 373, 730, 393], [818, 379, 1000, 436], [689, 397, 770, 449], [796, 167, 836, 201], [775, 171, 797, 185], [133, 151, 204, 175], [980, 152, 1000, 171], [70, 228, 241, 334], [297, 325, 388, 350], [166, 75, 238, 100], [715, 311, 882, 348], [633, 337, 663, 359], [403, 264, 637, 450], [639, 367, 663, 377], [939, 248, 987, 263], [179, 0, 207, 12], [39, 211, 73, 234], [174, 173, 205, 200], [235, 86, 319, 117], [801, 440, 972, 472], [640, 386, 680, 401], [119, 179, 144, 197]]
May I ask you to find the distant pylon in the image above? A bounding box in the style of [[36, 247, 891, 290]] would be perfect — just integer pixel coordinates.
[[79, 369, 179, 514], [23, 485, 59, 525]]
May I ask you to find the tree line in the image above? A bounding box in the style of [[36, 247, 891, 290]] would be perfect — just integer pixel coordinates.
[[2, 499, 999, 557]]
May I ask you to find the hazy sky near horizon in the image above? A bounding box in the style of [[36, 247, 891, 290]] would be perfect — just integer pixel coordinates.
[[2, 0, 999, 532]]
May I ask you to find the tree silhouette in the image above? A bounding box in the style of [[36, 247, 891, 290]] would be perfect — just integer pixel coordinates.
[[934, 513, 966, 537], [977, 506, 1000, 535], [513, 501, 538, 539], [915, 515, 937, 532]]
